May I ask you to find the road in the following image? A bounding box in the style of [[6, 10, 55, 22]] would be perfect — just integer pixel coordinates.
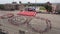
[[0, 11, 60, 34]]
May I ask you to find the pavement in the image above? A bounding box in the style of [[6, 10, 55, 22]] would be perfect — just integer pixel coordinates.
[[0, 10, 60, 34]]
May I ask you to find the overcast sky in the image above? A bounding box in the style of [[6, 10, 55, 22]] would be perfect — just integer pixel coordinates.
[[0, 0, 60, 4]]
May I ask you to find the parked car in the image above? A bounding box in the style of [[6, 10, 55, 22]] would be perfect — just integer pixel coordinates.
[[25, 7, 36, 12], [55, 10, 60, 14]]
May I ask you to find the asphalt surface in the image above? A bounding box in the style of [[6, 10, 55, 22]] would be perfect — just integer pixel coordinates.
[[0, 11, 60, 34]]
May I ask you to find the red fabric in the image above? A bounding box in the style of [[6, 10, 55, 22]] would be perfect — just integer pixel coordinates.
[[17, 11, 36, 16]]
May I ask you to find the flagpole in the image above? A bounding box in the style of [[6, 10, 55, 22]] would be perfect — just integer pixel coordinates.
[[35, 0, 36, 10]]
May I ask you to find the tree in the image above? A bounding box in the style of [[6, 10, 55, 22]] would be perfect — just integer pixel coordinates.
[[44, 2, 52, 12], [28, 2, 30, 4], [0, 4, 4, 10], [27, 2, 30, 6], [19, 1, 22, 4], [12, 2, 17, 4]]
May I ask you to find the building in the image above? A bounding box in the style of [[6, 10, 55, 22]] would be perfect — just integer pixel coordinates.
[[4, 3, 19, 10]]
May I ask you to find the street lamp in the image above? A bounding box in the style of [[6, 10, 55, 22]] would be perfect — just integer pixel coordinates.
[[35, 0, 37, 10]]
